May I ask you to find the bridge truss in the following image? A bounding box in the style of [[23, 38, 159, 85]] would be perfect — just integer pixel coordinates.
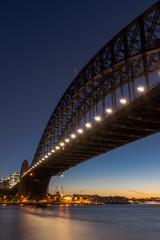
[[22, 2, 160, 179]]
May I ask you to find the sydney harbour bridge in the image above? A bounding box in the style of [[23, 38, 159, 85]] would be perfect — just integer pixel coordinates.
[[19, 2, 160, 200]]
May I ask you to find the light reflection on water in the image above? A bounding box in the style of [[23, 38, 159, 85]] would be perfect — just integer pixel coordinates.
[[0, 204, 160, 240]]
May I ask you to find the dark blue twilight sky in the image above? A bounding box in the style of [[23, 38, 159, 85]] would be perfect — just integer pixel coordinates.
[[0, 0, 160, 197]]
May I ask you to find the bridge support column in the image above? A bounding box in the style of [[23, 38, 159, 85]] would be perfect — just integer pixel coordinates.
[[19, 160, 51, 201], [19, 174, 51, 201]]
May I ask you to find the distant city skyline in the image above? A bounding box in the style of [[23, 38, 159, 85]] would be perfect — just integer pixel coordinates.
[[1, 0, 160, 198]]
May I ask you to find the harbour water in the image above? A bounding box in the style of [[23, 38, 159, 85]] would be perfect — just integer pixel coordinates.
[[0, 204, 160, 240]]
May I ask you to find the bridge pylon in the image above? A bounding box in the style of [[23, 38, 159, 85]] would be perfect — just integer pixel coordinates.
[[19, 160, 51, 201]]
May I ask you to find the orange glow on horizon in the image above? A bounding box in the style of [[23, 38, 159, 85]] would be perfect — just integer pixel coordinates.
[[49, 185, 160, 199]]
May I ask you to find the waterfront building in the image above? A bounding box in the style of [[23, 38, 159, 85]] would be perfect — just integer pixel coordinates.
[[0, 177, 10, 189], [9, 171, 20, 188], [0, 171, 20, 189]]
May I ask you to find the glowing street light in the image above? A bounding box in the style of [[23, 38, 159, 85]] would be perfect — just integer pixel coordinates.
[[120, 98, 127, 104], [106, 108, 112, 113], [77, 128, 83, 134], [48, 152, 51, 156], [71, 134, 76, 139], [51, 149, 55, 153], [95, 116, 101, 121], [60, 172, 63, 177], [45, 155, 48, 158], [85, 123, 91, 128], [60, 142, 65, 146], [65, 138, 70, 142], [55, 146, 60, 150], [137, 86, 145, 92]]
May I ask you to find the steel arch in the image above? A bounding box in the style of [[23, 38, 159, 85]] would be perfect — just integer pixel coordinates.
[[32, 1, 160, 165]]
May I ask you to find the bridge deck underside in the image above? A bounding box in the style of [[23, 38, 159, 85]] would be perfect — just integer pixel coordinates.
[[34, 84, 160, 178]]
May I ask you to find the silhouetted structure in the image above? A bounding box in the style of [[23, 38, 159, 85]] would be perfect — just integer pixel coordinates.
[[19, 2, 160, 200]]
